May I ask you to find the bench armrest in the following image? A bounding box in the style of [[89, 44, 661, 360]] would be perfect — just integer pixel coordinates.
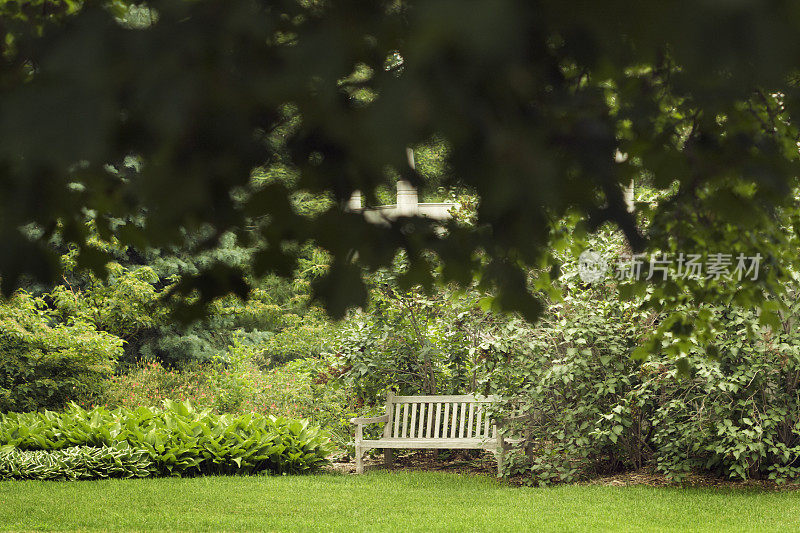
[[495, 412, 536, 428], [350, 414, 390, 425]]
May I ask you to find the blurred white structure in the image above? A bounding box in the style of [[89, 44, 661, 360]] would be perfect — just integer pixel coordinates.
[[346, 182, 456, 224], [347, 148, 457, 224]]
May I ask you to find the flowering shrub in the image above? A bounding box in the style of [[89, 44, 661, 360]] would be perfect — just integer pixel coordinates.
[[102, 356, 373, 454], [104, 361, 215, 410], [204, 352, 376, 452]]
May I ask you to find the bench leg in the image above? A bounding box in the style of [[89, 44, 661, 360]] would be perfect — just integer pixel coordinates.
[[495, 449, 504, 477], [384, 449, 393, 467], [355, 445, 364, 474], [496, 431, 506, 477]]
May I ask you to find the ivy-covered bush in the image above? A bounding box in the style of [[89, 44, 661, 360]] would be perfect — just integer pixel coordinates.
[[0, 401, 333, 477]]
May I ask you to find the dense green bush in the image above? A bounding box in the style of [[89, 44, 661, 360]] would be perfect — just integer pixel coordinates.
[[329, 272, 491, 404], [0, 292, 122, 412], [0, 444, 153, 480], [0, 401, 333, 476], [644, 307, 800, 483], [483, 286, 645, 484], [487, 275, 800, 485], [250, 314, 334, 368]]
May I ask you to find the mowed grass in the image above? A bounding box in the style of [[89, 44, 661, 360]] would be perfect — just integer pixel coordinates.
[[1, 471, 799, 532]]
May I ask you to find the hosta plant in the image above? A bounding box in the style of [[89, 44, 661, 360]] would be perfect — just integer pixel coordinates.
[[0, 400, 333, 478], [0, 444, 153, 480]]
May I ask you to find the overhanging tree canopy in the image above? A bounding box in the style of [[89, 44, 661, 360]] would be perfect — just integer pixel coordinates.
[[3, 0, 800, 355]]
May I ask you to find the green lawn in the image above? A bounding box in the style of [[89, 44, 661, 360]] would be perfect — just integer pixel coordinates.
[[1, 471, 798, 532]]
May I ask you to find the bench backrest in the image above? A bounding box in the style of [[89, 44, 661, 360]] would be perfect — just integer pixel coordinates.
[[385, 392, 498, 440]]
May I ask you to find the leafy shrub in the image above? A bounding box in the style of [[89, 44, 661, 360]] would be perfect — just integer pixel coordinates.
[[51, 263, 164, 341], [0, 292, 122, 412], [328, 277, 489, 404], [485, 291, 645, 485], [0, 444, 153, 480], [487, 281, 800, 485], [0, 401, 333, 476], [251, 315, 333, 368], [645, 314, 800, 484], [206, 347, 260, 413]]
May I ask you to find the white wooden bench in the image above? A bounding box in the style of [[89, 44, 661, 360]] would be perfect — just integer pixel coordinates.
[[351, 391, 508, 475]]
